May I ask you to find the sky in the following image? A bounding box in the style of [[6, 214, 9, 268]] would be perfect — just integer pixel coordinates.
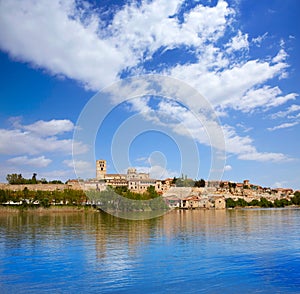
[[0, 0, 299, 189]]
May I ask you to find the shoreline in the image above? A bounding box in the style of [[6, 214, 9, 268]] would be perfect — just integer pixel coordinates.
[[0, 205, 98, 214], [1, 205, 299, 214]]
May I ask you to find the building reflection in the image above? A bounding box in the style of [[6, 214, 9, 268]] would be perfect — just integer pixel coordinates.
[[0, 208, 298, 267]]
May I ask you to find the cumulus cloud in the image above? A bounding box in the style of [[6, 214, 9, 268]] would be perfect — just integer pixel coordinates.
[[0, 0, 294, 114], [23, 119, 74, 136], [128, 98, 291, 162], [0, 0, 297, 167], [0, 119, 88, 155], [226, 30, 249, 52], [7, 155, 52, 168]]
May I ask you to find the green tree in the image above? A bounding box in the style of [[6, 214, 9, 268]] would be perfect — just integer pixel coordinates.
[[6, 173, 25, 184], [40, 178, 48, 184], [32, 173, 37, 184], [259, 197, 273, 208], [236, 198, 248, 207], [172, 177, 177, 185], [226, 198, 236, 208], [40, 198, 50, 208], [194, 179, 206, 188], [249, 199, 260, 206], [291, 192, 300, 205], [146, 185, 159, 199]]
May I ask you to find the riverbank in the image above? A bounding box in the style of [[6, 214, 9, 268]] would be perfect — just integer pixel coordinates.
[[0, 205, 98, 214]]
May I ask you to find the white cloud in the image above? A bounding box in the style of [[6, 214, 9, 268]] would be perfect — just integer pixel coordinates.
[[0, 0, 297, 170], [23, 119, 74, 136], [224, 165, 232, 171], [236, 123, 253, 133], [150, 165, 178, 180], [128, 98, 291, 163], [169, 56, 293, 111], [0, 0, 229, 90], [7, 155, 52, 167], [267, 122, 299, 131], [288, 113, 300, 119], [0, 119, 88, 155], [38, 169, 75, 181], [238, 152, 290, 162], [0, 0, 126, 90], [0, 128, 83, 155], [271, 104, 300, 119], [226, 30, 249, 52], [0, 0, 295, 114], [273, 181, 288, 188], [63, 159, 94, 175], [237, 86, 297, 112], [135, 156, 150, 163], [135, 164, 177, 180], [252, 32, 268, 47]]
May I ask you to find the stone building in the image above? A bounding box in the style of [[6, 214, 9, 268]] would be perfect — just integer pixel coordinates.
[[94, 160, 165, 193], [96, 159, 107, 180], [214, 197, 226, 209]]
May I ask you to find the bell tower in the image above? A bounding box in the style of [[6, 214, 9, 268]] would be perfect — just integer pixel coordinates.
[[96, 159, 106, 180]]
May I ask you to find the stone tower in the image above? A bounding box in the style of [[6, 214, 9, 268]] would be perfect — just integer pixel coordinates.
[[96, 159, 106, 180]]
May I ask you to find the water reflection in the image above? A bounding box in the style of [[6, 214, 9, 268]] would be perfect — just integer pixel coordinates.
[[1, 209, 300, 259], [0, 208, 300, 293]]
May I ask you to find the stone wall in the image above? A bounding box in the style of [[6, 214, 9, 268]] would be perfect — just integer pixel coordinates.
[[0, 183, 69, 191]]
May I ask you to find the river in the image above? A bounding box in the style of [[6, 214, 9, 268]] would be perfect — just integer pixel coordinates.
[[0, 208, 300, 293]]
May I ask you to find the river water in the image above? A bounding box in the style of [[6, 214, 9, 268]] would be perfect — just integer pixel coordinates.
[[0, 208, 300, 293]]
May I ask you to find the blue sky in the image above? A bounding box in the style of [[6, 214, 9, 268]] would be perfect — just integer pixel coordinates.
[[0, 0, 299, 189]]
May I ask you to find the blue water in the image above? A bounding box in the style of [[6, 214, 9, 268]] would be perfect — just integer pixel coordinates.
[[0, 208, 300, 293]]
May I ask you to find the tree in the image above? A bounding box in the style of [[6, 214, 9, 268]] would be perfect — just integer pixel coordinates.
[[32, 173, 37, 184], [226, 198, 236, 208], [259, 197, 273, 208], [236, 198, 248, 207], [249, 199, 260, 206], [194, 179, 206, 188], [146, 185, 159, 199], [40, 198, 50, 208], [6, 173, 25, 184], [291, 192, 300, 205]]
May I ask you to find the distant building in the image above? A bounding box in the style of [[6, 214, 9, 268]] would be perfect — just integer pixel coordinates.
[[96, 160, 107, 179], [206, 180, 220, 188], [94, 160, 167, 193]]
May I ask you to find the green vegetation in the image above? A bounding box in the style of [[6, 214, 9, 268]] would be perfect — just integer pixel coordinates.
[[6, 173, 63, 185], [86, 186, 168, 212], [112, 185, 160, 200], [194, 179, 205, 188], [226, 194, 300, 208], [291, 191, 300, 205], [0, 188, 86, 208], [173, 175, 195, 187]]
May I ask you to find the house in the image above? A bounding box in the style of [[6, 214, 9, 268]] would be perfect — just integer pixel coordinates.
[[164, 196, 181, 208], [213, 197, 226, 209], [179, 196, 213, 209], [180, 196, 201, 209]]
